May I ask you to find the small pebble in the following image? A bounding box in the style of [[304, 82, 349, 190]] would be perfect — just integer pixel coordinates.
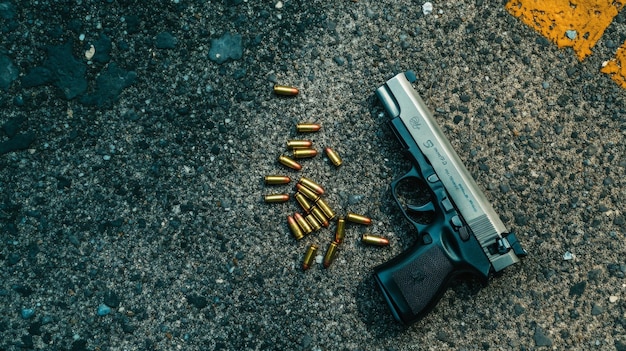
[[565, 30, 577, 40], [422, 2, 433, 15], [21, 308, 35, 319], [97, 304, 111, 316]]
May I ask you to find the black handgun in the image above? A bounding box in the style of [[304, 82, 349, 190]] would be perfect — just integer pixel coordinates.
[[374, 72, 527, 325]]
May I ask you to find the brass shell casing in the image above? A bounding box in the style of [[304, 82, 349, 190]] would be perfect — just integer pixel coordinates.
[[292, 149, 318, 159], [286, 140, 313, 149], [311, 206, 329, 228], [296, 123, 321, 133], [346, 212, 372, 225], [334, 218, 346, 244], [287, 215, 304, 240], [294, 212, 313, 235], [303, 244, 318, 270], [324, 147, 342, 167], [323, 241, 339, 268], [299, 176, 324, 195], [315, 198, 336, 220], [274, 85, 299, 96], [295, 183, 320, 202], [362, 234, 389, 247], [306, 213, 322, 232], [264, 175, 291, 185], [294, 192, 313, 213], [278, 155, 302, 171], [264, 194, 290, 203]]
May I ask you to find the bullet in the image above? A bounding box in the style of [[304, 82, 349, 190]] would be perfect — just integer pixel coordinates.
[[295, 183, 320, 202], [325, 147, 342, 167], [362, 234, 390, 247], [287, 215, 304, 240], [299, 176, 324, 195], [264, 175, 291, 185], [294, 192, 313, 213], [346, 212, 372, 225], [306, 213, 322, 232], [296, 123, 321, 133], [264, 194, 290, 203], [278, 155, 302, 171], [292, 149, 318, 159], [316, 198, 336, 220], [323, 241, 339, 268], [311, 206, 329, 227], [286, 140, 313, 149], [274, 85, 299, 96], [303, 244, 318, 270], [294, 212, 313, 235], [334, 218, 346, 244]]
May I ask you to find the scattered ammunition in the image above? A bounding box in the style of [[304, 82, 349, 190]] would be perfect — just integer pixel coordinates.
[[334, 218, 346, 244], [323, 241, 339, 268], [316, 198, 336, 220], [311, 206, 329, 227], [299, 176, 324, 195], [294, 192, 314, 213], [303, 244, 318, 270], [296, 123, 321, 133], [325, 147, 342, 167], [362, 234, 390, 247], [295, 183, 320, 202], [294, 212, 313, 235], [293, 149, 318, 159], [346, 212, 372, 225], [274, 85, 299, 96], [264, 175, 291, 185], [264, 194, 290, 203], [287, 215, 304, 240], [286, 140, 313, 149], [278, 155, 302, 171], [306, 213, 322, 232]]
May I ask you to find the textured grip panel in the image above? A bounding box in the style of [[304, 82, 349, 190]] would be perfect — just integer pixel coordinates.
[[392, 244, 452, 316]]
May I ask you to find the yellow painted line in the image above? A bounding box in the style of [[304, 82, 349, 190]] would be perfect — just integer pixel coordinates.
[[505, 0, 623, 61], [600, 45, 626, 88]]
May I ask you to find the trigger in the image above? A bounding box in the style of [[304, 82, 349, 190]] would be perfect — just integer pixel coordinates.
[[406, 202, 435, 214]]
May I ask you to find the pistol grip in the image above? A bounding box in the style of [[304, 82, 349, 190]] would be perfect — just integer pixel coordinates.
[[373, 228, 488, 325]]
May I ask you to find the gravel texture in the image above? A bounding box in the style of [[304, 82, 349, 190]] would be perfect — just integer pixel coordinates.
[[1, 0, 625, 350]]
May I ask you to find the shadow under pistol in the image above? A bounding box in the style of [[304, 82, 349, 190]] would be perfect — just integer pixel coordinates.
[[373, 72, 527, 325]]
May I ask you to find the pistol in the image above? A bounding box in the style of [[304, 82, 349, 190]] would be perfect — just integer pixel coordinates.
[[374, 72, 527, 325]]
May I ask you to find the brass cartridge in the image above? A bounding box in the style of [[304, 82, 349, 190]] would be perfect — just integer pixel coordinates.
[[295, 183, 320, 202], [325, 147, 342, 167], [306, 213, 322, 232], [294, 212, 313, 235], [264, 175, 291, 185], [292, 149, 318, 159], [323, 241, 339, 268], [264, 194, 290, 203], [362, 234, 389, 247], [299, 176, 324, 195], [278, 155, 302, 171], [274, 85, 299, 96], [296, 123, 321, 133], [334, 218, 346, 244], [287, 215, 304, 240], [346, 212, 372, 225], [302, 244, 318, 270], [294, 192, 313, 213], [316, 198, 336, 220], [311, 206, 329, 228], [286, 140, 313, 149]]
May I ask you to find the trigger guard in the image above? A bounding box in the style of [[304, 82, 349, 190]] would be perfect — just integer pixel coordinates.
[[407, 202, 435, 214], [391, 166, 437, 234]]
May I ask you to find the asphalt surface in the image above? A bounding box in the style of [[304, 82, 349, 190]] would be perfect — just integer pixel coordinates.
[[1, 1, 626, 350]]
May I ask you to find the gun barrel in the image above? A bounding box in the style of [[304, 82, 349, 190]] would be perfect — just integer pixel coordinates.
[[376, 73, 520, 271]]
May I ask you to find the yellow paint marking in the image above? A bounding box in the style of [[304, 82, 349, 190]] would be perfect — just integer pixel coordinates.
[[505, 0, 624, 61], [600, 45, 626, 88]]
